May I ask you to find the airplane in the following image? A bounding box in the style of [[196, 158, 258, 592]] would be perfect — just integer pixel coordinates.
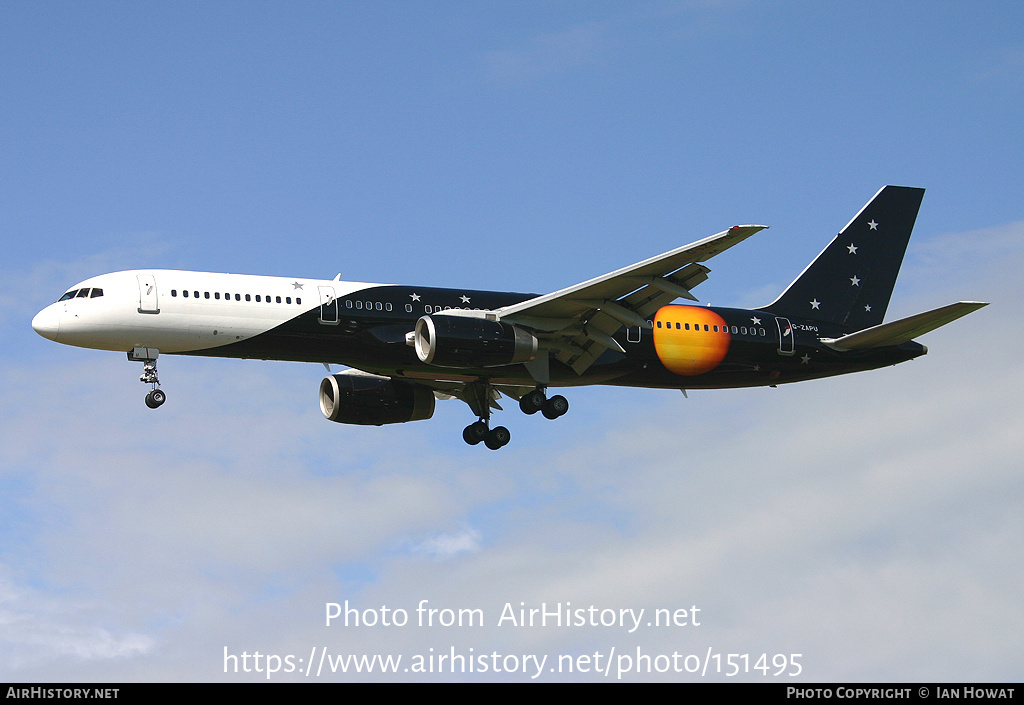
[[32, 186, 987, 450]]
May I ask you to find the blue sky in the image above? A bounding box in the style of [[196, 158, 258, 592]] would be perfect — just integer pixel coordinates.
[[2, 1, 1022, 681]]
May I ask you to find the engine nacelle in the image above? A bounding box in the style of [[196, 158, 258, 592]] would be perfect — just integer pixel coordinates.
[[414, 314, 538, 368], [319, 374, 435, 426]]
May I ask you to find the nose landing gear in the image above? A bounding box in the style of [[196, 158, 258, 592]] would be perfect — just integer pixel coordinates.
[[129, 347, 166, 409]]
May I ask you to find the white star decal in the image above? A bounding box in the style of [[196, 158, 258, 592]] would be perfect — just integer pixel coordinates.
[[291, 281, 304, 290], [750, 316, 761, 325], [460, 295, 471, 304], [847, 243, 858, 254], [410, 293, 421, 302], [864, 304, 872, 312], [868, 220, 878, 230], [810, 299, 821, 310], [850, 275, 860, 286], [800, 354, 811, 364]]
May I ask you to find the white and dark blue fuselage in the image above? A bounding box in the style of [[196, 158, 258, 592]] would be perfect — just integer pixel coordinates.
[[31, 187, 987, 449], [31, 268, 926, 387]]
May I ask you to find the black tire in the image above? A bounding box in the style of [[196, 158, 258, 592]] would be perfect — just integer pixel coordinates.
[[485, 426, 511, 450], [145, 389, 166, 409], [542, 394, 568, 419], [519, 389, 545, 415], [463, 421, 488, 445]]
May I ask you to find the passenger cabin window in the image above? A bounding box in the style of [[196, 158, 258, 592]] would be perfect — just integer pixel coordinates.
[[161, 287, 307, 305]]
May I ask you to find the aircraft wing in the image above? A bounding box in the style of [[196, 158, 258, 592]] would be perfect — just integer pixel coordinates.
[[495, 225, 767, 375]]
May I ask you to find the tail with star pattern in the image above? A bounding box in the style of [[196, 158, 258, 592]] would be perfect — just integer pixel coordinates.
[[759, 186, 925, 330]]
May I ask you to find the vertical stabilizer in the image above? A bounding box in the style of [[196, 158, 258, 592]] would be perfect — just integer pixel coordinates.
[[759, 186, 925, 329]]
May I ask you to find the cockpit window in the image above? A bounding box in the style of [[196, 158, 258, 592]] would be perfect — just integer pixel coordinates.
[[56, 287, 103, 302]]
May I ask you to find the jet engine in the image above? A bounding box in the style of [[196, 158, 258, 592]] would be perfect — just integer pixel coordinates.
[[413, 314, 537, 368], [319, 373, 435, 426]]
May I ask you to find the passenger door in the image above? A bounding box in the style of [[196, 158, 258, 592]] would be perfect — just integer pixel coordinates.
[[318, 286, 338, 325], [137, 274, 159, 314], [775, 317, 795, 355]]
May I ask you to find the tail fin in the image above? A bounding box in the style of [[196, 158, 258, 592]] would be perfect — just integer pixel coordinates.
[[759, 186, 925, 329]]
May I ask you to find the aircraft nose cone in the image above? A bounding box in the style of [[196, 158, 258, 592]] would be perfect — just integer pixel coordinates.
[[32, 306, 60, 341]]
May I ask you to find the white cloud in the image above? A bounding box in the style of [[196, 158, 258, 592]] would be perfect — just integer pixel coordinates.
[[0, 571, 156, 671], [410, 527, 482, 561], [2, 221, 1021, 680]]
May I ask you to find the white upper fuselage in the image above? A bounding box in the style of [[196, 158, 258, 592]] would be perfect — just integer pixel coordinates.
[[31, 269, 374, 354]]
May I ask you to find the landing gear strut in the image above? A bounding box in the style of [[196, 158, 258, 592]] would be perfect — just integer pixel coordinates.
[[129, 347, 166, 409], [460, 380, 511, 450], [459, 382, 568, 450]]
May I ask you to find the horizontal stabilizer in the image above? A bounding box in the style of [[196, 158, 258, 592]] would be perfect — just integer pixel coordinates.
[[821, 301, 988, 351]]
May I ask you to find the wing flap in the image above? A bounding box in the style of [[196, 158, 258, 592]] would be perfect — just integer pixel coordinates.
[[497, 225, 766, 375]]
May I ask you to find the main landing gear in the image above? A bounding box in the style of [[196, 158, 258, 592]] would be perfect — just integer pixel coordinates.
[[129, 347, 166, 409], [461, 383, 568, 450], [459, 380, 511, 450], [462, 420, 512, 450], [518, 389, 569, 420]]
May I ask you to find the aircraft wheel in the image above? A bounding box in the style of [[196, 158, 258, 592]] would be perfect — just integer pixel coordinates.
[[485, 426, 511, 450], [519, 389, 545, 415], [463, 421, 488, 445], [542, 394, 568, 419], [145, 389, 166, 409]]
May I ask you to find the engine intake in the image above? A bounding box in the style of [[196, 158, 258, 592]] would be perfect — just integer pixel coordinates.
[[319, 374, 435, 426], [414, 315, 537, 368]]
